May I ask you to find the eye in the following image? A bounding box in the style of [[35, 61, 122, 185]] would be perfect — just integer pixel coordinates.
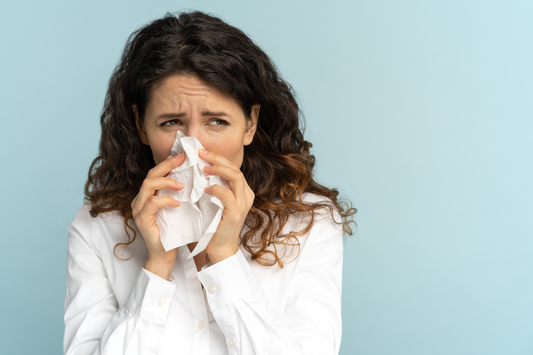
[[209, 119, 229, 126], [160, 119, 182, 127]]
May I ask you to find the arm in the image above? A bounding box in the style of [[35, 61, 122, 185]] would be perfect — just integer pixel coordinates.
[[197, 215, 343, 355], [64, 153, 188, 354], [63, 207, 176, 355]]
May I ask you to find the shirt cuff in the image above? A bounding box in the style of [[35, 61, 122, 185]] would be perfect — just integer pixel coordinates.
[[196, 250, 259, 311], [125, 268, 176, 325]]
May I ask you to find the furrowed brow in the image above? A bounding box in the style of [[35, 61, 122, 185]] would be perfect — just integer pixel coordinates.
[[157, 112, 186, 119], [202, 111, 229, 117]]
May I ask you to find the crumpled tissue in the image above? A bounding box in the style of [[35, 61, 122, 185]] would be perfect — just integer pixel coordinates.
[[156, 131, 229, 258]]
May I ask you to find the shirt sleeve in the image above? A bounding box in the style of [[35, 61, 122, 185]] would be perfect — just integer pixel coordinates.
[[196, 214, 344, 355], [63, 208, 176, 355]]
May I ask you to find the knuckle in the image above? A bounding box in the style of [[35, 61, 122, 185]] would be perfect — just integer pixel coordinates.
[[146, 167, 157, 178], [131, 197, 137, 210], [133, 214, 143, 225], [222, 189, 234, 198], [143, 196, 155, 208], [232, 170, 244, 180], [131, 201, 140, 217], [141, 178, 151, 190]]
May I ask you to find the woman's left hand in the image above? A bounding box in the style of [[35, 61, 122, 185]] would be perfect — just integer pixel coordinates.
[[199, 148, 255, 264]]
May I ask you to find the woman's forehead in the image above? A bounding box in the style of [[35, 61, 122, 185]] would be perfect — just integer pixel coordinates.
[[147, 74, 242, 115]]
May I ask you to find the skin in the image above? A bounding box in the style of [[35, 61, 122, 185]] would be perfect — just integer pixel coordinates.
[[131, 74, 260, 280]]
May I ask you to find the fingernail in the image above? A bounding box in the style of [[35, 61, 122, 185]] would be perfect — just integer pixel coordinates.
[[199, 148, 208, 155], [176, 152, 185, 158], [175, 181, 184, 188]]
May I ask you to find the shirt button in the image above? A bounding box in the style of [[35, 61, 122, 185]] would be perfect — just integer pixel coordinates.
[[228, 338, 235, 347], [198, 320, 206, 330], [208, 284, 217, 294], [157, 298, 166, 307]]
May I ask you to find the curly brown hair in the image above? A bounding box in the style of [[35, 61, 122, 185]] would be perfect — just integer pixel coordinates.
[[85, 11, 356, 267]]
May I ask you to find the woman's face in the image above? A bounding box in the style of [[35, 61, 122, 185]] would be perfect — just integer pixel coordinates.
[[135, 74, 259, 166]]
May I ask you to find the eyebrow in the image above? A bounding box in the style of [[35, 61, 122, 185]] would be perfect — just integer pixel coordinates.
[[157, 111, 229, 119]]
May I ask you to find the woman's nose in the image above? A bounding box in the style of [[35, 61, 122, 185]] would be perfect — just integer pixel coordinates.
[[182, 126, 207, 148], [183, 125, 200, 139]]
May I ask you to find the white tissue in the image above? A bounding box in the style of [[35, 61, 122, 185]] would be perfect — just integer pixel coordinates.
[[156, 131, 229, 258]]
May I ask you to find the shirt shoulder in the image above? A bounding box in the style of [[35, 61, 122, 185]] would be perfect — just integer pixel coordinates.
[[296, 193, 343, 230], [68, 203, 127, 258], [70, 203, 124, 226]]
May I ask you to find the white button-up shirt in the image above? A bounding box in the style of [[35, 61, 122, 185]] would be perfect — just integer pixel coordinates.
[[64, 194, 343, 355]]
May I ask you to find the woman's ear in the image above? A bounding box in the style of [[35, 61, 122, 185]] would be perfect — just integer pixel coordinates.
[[244, 104, 260, 146], [133, 104, 149, 145]]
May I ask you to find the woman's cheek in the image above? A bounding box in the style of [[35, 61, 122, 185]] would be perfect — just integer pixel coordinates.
[[151, 139, 175, 164]]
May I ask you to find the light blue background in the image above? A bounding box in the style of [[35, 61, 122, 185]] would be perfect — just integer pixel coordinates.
[[1, 0, 532, 354]]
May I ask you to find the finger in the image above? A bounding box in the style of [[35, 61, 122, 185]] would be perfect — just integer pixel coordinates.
[[135, 177, 183, 207], [205, 184, 240, 220], [146, 152, 186, 179], [135, 195, 181, 225], [198, 149, 238, 170], [203, 165, 246, 194], [132, 177, 183, 216]]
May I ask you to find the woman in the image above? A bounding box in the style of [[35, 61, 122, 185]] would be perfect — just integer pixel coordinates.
[[64, 10, 355, 355]]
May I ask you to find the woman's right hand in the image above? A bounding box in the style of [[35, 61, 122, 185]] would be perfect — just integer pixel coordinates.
[[131, 152, 186, 280]]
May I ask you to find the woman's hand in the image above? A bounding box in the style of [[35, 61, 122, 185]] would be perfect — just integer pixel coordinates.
[[199, 149, 255, 264], [131, 152, 186, 280]]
